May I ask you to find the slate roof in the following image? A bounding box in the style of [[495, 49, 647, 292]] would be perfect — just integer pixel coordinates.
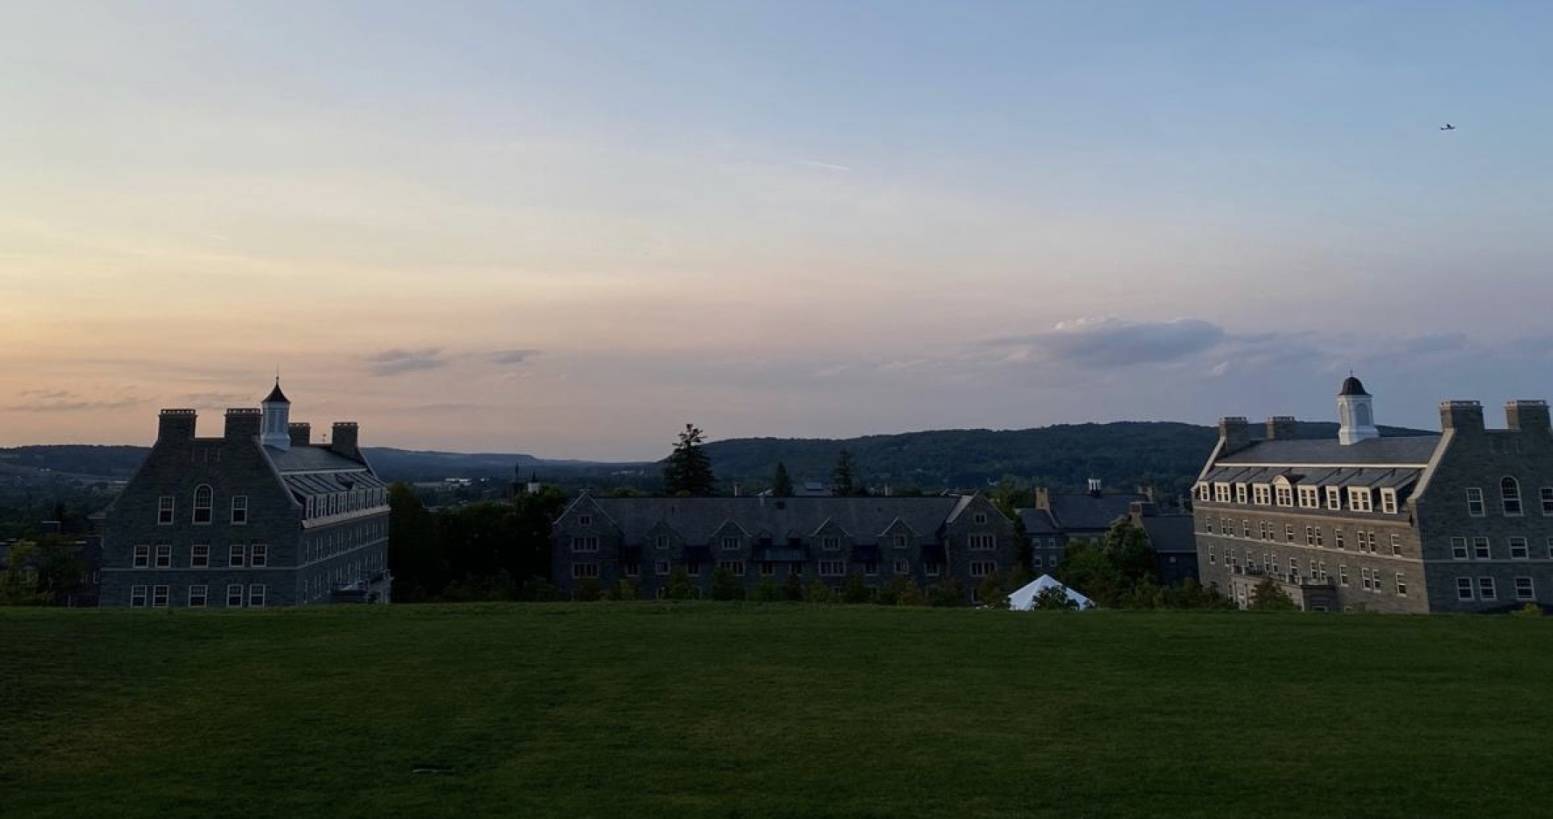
[[1201, 465, 1421, 491], [1215, 435, 1440, 466], [267, 445, 367, 473], [584, 497, 970, 545], [1138, 514, 1197, 553], [1015, 509, 1059, 535], [264, 444, 380, 502], [1047, 493, 1147, 532]]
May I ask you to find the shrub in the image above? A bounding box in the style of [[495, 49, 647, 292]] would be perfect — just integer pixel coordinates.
[[927, 579, 965, 607], [604, 579, 639, 601], [782, 573, 804, 601], [1248, 578, 1297, 611], [751, 579, 784, 602], [842, 573, 873, 604], [573, 578, 602, 602], [1512, 602, 1545, 618], [877, 576, 917, 606], [1033, 585, 1078, 611], [805, 581, 837, 604], [666, 568, 697, 601], [710, 567, 745, 601]]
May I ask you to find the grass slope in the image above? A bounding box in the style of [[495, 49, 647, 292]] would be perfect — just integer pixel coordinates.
[[3, 604, 1548, 818]]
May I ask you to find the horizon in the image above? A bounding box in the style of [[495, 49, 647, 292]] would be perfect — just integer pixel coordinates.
[[5, 2, 1553, 459]]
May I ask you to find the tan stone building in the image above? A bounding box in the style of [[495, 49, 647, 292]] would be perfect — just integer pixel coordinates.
[[1194, 377, 1553, 613]]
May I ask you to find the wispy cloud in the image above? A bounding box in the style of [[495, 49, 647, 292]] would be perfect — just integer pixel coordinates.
[[987, 317, 1228, 368], [490, 349, 540, 365], [795, 159, 852, 172], [5, 390, 140, 413], [364, 348, 447, 376]]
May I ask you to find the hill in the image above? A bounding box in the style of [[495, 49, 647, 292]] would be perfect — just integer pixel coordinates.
[[3, 604, 1550, 818]]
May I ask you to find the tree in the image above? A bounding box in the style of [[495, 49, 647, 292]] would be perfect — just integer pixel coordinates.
[[831, 450, 862, 496], [604, 579, 639, 601], [1034, 584, 1078, 611], [842, 573, 872, 604], [927, 579, 966, 607], [663, 424, 716, 496], [782, 572, 804, 601], [1, 537, 87, 606], [572, 577, 602, 602], [1248, 578, 1297, 611], [772, 462, 794, 498], [751, 579, 784, 602], [666, 567, 697, 600], [805, 581, 837, 604], [711, 566, 744, 601]]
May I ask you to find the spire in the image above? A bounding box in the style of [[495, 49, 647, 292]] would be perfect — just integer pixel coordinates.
[[263, 376, 290, 405], [260, 377, 292, 450]]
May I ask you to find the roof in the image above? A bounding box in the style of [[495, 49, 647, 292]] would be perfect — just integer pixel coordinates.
[[264, 444, 380, 501], [1216, 435, 1440, 466], [1047, 492, 1146, 532], [1015, 508, 1059, 535], [1138, 514, 1196, 553], [263, 379, 290, 404], [581, 496, 978, 545], [1201, 464, 1421, 491], [266, 445, 366, 473], [1339, 376, 1369, 396]]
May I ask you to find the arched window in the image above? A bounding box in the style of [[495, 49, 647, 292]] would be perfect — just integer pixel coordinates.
[[1501, 477, 1523, 516], [192, 485, 213, 524]]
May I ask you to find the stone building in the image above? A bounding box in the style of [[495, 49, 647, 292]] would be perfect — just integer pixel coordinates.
[[1194, 376, 1553, 613], [1013, 482, 1197, 583], [551, 494, 1019, 603], [99, 381, 391, 608]]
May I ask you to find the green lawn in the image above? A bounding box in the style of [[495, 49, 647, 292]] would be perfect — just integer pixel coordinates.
[[3, 604, 1550, 818]]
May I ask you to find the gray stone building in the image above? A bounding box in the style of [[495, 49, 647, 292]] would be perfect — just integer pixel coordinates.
[[1194, 376, 1553, 613], [551, 494, 1019, 603], [100, 381, 391, 608]]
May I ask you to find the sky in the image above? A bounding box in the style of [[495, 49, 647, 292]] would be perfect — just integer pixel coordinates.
[[3, 1, 1552, 460]]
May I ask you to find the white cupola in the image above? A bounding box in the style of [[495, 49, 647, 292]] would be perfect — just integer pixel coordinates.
[[260, 378, 292, 450], [1337, 374, 1379, 446]]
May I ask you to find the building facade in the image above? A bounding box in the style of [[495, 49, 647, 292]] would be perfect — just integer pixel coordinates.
[[552, 494, 1019, 603], [1014, 483, 1198, 583], [100, 382, 392, 609], [1194, 377, 1553, 613]]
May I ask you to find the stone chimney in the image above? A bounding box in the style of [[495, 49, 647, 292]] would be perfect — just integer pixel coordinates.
[[1266, 416, 1298, 441], [157, 409, 197, 444], [330, 422, 361, 461], [1033, 487, 1051, 512], [224, 408, 262, 442], [1087, 478, 1103, 496], [288, 422, 311, 447], [1439, 401, 1484, 434], [1505, 400, 1551, 435], [1218, 416, 1250, 454]]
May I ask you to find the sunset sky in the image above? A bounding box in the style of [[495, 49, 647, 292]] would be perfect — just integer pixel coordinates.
[[4, 1, 1552, 459]]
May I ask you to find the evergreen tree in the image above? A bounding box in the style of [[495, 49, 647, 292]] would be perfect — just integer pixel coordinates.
[[663, 424, 715, 496], [831, 449, 861, 496], [772, 462, 794, 497], [1249, 578, 1297, 611]]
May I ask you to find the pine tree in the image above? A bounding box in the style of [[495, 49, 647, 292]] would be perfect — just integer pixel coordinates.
[[772, 462, 794, 497], [663, 424, 715, 496], [831, 449, 861, 496]]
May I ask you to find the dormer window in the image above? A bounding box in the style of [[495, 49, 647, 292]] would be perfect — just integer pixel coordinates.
[[1196, 483, 1210, 502], [1252, 485, 1269, 506], [1275, 486, 1293, 507], [1347, 488, 1373, 513], [721, 536, 740, 551], [1235, 484, 1249, 504], [1325, 487, 1342, 510], [1501, 477, 1523, 516], [1379, 489, 1398, 515], [1298, 487, 1319, 509], [578, 515, 592, 527], [1214, 483, 1231, 503], [192, 485, 213, 525]]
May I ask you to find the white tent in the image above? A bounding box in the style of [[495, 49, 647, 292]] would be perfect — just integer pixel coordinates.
[[1007, 574, 1094, 611]]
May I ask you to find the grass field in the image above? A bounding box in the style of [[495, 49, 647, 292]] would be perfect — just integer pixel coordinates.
[[4, 604, 1551, 818]]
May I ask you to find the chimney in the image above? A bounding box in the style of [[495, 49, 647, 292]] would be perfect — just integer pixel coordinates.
[[157, 409, 197, 444], [1218, 416, 1250, 454], [1136, 484, 1156, 503], [1439, 401, 1484, 434], [329, 422, 361, 461], [1087, 478, 1103, 496], [1505, 400, 1551, 435], [1266, 416, 1297, 441], [289, 422, 311, 447], [223, 408, 262, 442], [1034, 487, 1051, 512]]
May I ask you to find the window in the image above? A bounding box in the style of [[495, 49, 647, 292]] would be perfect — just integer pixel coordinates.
[[1510, 537, 1529, 559], [577, 514, 592, 526], [1451, 537, 1468, 560], [1275, 486, 1293, 507], [1338, 565, 1349, 587], [230, 496, 248, 525], [1032, 556, 1044, 568], [1241, 520, 1251, 538], [1315, 528, 1325, 548], [1386, 534, 1399, 556], [1247, 485, 1262, 505], [1208, 546, 1216, 565], [1305, 526, 1315, 546], [250, 544, 268, 567], [822, 536, 840, 551], [1196, 483, 1210, 502], [226, 584, 244, 607], [721, 536, 740, 551], [1326, 487, 1342, 510], [717, 560, 746, 577], [1395, 573, 1408, 597], [157, 496, 175, 525], [571, 536, 599, 553], [656, 536, 670, 550], [154, 544, 172, 568], [1502, 477, 1523, 516], [863, 561, 878, 576], [924, 562, 941, 577], [229, 544, 245, 567], [1466, 487, 1485, 517], [624, 562, 640, 577], [1380, 489, 1398, 515], [571, 563, 599, 579], [894, 534, 908, 548], [1477, 577, 1497, 601], [151, 585, 169, 608], [1542, 487, 1553, 516], [1515, 577, 1535, 601], [759, 562, 774, 577], [969, 560, 997, 578], [1285, 524, 1295, 543], [248, 584, 267, 607], [1360, 567, 1372, 591], [819, 560, 846, 577], [1348, 488, 1373, 513], [192, 485, 213, 524], [1289, 557, 1301, 581], [654, 561, 670, 576], [1473, 537, 1490, 560], [973, 512, 988, 525], [191, 544, 210, 568], [1456, 577, 1474, 601], [132, 545, 150, 568], [1334, 528, 1345, 550], [130, 585, 148, 607], [1299, 487, 1319, 508], [1548, 537, 1553, 560], [1215, 483, 1231, 503], [968, 533, 996, 550], [188, 585, 208, 607]]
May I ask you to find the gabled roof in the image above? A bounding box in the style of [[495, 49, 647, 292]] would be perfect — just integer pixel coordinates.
[[1046, 493, 1147, 532], [1015, 508, 1059, 535], [267, 445, 366, 473], [1216, 435, 1440, 466], [1138, 514, 1196, 553], [583, 497, 978, 546]]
